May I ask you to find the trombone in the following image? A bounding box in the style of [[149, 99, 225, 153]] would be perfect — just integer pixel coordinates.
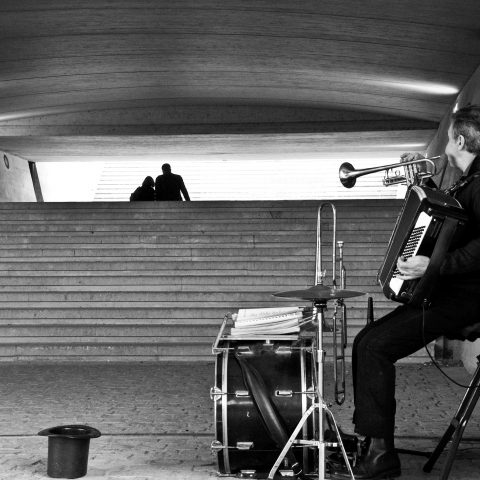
[[332, 240, 347, 405], [339, 156, 439, 188], [315, 203, 347, 405]]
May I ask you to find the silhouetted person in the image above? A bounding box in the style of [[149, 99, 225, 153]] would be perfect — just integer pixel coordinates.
[[155, 163, 190, 201], [129, 176, 155, 201]]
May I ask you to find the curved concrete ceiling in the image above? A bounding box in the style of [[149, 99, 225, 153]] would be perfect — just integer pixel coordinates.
[[0, 0, 479, 163]]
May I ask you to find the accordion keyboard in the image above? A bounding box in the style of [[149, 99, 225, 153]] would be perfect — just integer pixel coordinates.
[[389, 211, 432, 295]]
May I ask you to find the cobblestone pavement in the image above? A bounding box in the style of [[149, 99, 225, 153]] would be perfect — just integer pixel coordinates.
[[0, 361, 478, 479]]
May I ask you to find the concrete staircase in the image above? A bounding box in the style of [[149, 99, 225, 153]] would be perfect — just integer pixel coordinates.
[[0, 200, 418, 362]]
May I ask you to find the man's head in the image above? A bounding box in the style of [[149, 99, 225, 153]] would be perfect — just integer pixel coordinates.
[[161, 163, 172, 174], [446, 105, 480, 170]]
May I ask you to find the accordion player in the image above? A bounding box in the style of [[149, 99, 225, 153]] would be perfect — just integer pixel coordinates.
[[377, 185, 468, 306]]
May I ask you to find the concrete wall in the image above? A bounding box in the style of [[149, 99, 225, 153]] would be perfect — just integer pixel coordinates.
[[427, 64, 480, 189], [0, 151, 36, 202], [427, 64, 480, 374]]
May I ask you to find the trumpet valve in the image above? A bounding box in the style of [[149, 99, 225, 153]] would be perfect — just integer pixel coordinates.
[[382, 175, 406, 186]]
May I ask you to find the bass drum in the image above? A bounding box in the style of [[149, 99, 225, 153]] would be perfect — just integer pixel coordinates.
[[212, 338, 317, 477]]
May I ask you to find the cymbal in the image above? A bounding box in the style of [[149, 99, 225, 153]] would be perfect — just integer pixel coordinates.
[[273, 285, 365, 301]]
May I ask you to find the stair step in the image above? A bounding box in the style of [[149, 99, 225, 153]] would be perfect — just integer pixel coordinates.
[[0, 318, 221, 325], [0, 247, 317, 257], [0, 232, 393, 242], [0, 292, 387, 303], [0, 343, 212, 357], [0, 221, 392, 233], [0, 260, 377, 270], [0, 200, 411, 362], [0, 326, 220, 336], [0, 336, 214, 344], [0, 271, 381, 282]]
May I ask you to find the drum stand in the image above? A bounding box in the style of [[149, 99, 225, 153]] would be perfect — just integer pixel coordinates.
[[267, 298, 355, 480]]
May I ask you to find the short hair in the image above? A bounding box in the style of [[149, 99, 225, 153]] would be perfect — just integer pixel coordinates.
[[161, 163, 171, 173], [451, 105, 480, 155], [142, 176, 154, 187]]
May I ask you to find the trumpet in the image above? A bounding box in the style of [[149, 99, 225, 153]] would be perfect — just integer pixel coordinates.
[[339, 156, 440, 188]]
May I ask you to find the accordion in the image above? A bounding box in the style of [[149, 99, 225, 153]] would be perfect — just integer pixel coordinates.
[[377, 186, 468, 306]]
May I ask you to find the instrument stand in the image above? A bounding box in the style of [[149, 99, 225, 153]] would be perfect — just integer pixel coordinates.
[[423, 354, 480, 480], [267, 299, 355, 480]]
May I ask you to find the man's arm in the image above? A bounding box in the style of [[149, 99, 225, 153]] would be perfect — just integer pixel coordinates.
[[179, 177, 190, 201], [440, 180, 480, 275]]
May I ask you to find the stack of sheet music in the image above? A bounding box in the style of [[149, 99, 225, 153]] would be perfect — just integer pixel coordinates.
[[230, 306, 304, 336]]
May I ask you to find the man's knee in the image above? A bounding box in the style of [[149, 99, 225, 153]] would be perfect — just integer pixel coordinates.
[[353, 324, 377, 352], [355, 329, 392, 358]]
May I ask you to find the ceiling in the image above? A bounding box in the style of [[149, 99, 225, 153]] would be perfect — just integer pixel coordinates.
[[1, 0, 479, 165]]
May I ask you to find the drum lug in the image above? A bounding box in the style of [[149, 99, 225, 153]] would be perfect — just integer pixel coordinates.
[[239, 470, 257, 478], [262, 341, 274, 349], [210, 386, 224, 401], [306, 385, 316, 400], [236, 346, 253, 355], [275, 345, 292, 354], [235, 390, 250, 398], [236, 441, 254, 450], [275, 389, 293, 397], [211, 440, 224, 451], [279, 469, 295, 477]]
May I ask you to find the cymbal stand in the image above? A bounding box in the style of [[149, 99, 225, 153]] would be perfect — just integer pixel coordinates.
[[269, 203, 358, 479], [267, 297, 354, 480]]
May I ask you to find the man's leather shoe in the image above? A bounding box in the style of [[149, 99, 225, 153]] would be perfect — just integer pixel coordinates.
[[330, 437, 401, 479]]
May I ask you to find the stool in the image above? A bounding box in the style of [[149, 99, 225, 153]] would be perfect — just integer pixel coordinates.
[[423, 328, 480, 480]]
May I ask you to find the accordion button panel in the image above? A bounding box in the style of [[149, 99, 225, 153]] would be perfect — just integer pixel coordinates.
[[389, 211, 433, 295]]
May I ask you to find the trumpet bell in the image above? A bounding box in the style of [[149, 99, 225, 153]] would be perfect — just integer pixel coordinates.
[[338, 162, 356, 188]]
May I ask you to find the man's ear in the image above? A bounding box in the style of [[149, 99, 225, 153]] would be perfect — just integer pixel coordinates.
[[457, 134, 466, 150]]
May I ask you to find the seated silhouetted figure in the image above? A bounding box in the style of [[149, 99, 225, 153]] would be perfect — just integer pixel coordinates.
[[130, 176, 155, 201], [155, 163, 190, 201]]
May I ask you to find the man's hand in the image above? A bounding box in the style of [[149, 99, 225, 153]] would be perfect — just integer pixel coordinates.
[[396, 255, 430, 280], [400, 152, 429, 172], [400, 152, 425, 163]]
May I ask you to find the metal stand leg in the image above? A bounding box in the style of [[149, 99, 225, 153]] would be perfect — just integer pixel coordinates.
[[267, 301, 355, 480], [316, 301, 327, 479], [423, 355, 480, 480]]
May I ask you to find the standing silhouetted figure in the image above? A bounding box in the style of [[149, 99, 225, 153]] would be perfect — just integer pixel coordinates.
[[130, 176, 155, 201], [155, 163, 190, 201]]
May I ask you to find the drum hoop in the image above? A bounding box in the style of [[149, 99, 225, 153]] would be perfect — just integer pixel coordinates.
[[221, 348, 230, 473]]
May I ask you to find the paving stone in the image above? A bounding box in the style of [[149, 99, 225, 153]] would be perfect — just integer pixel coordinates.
[[0, 361, 477, 479]]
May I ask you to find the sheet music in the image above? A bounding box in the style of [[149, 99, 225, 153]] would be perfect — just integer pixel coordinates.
[[230, 306, 304, 335], [236, 306, 304, 321]]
